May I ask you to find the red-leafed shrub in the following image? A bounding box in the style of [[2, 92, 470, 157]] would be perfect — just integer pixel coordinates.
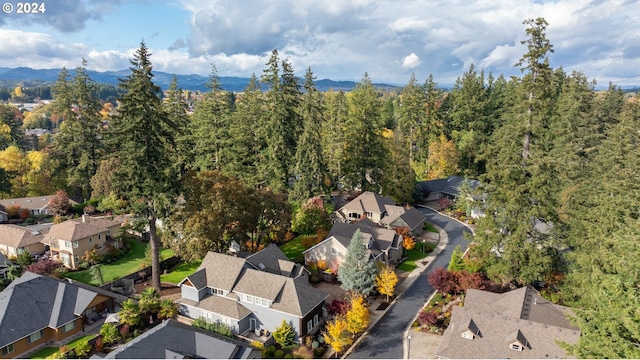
[[327, 299, 350, 316], [417, 309, 438, 327]]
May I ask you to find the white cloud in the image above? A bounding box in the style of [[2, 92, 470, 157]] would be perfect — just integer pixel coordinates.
[[402, 53, 421, 69], [2, 0, 640, 86]]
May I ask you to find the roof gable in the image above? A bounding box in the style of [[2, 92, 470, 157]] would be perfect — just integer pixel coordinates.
[[0, 224, 45, 248], [197, 252, 247, 292], [340, 192, 395, 215]]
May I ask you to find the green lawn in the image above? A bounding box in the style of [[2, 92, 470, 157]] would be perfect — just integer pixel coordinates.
[[280, 235, 314, 263], [29, 334, 97, 359], [66, 239, 175, 285], [423, 222, 439, 233], [397, 242, 436, 272], [160, 260, 202, 284]]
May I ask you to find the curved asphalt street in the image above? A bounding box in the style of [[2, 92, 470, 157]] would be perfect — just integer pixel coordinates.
[[347, 207, 472, 359]]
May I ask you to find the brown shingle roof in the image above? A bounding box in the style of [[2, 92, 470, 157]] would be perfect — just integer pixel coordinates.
[[435, 287, 580, 359], [47, 220, 106, 241], [181, 295, 252, 320], [340, 192, 395, 215], [0, 224, 45, 248], [0, 195, 77, 212], [232, 268, 286, 302]]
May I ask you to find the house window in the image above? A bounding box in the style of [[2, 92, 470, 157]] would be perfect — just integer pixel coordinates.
[[61, 254, 70, 266], [98, 234, 102, 240], [308, 254, 316, 262], [62, 321, 76, 333], [64, 241, 72, 248], [307, 320, 313, 332], [510, 343, 523, 351], [314, 314, 319, 326], [74, 254, 79, 264], [331, 247, 337, 255], [72, 241, 79, 249], [27, 329, 44, 343], [1, 344, 14, 355], [212, 288, 224, 296], [89, 237, 93, 243], [246, 295, 254, 303], [16, 248, 24, 255]]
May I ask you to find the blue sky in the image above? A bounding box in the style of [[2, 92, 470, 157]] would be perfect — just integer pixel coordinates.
[[0, 0, 638, 86]]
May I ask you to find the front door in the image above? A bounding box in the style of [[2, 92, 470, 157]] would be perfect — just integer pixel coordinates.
[[250, 318, 257, 330]]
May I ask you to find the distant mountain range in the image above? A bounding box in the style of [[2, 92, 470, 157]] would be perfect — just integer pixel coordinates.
[[0, 67, 400, 93]]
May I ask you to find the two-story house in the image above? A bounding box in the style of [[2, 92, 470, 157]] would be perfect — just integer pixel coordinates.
[[178, 245, 328, 343], [333, 192, 426, 236], [302, 217, 403, 270], [43, 215, 123, 269], [0, 224, 46, 258]]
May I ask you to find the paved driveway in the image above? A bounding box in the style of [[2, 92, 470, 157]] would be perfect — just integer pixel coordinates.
[[347, 208, 472, 359]]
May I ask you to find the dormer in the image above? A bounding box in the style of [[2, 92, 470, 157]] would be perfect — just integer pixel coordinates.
[[460, 319, 480, 340], [506, 329, 528, 351]]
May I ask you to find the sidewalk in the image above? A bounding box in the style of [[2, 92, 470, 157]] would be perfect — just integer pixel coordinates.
[[340, 224, 449, 359]]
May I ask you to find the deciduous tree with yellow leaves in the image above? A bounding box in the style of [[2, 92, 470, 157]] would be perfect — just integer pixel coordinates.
[[323, 316, 352, 355], [345, 294, 369, 338], [375, 264, 398, 302]]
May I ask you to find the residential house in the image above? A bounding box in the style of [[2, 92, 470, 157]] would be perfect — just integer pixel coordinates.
[[417, 175, 480, 202], [0, 195, 79, 221], [333, 191, 427, 235], [303, 218, 403, 269], [0, 272, 116, 359], [178, 245, 328, 343], [99, 319, 261, 359], [0, 224, 46, 258], [0, 253, 15, 279], [434, 286, 580, 359], [43, 215, 124, 269]]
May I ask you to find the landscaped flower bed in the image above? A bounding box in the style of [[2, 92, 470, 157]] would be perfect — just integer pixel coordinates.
[[412, 293, 463, 334]]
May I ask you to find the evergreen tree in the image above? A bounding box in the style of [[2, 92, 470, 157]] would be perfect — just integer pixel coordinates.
[[190, 65, 232, 171], [259, 49, 300, 192], [163, 75, 192, 174], [52, 60, 103, 199], [105, 42, 178, 291], [397, 73, 425, 164], [381, 130, 415, 205], [472, 18, 561, 285], [291, 67, 327, 203], [321, 90, 348, 186], [342, 73, 384, 192], [338, 229, 379, 296], [225, 74, 264, 186], [273, 320, 295, 348]]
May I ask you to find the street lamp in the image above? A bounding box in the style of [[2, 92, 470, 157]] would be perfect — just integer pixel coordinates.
[[407, 335, 412, 359], [421, 239, 427, 265]]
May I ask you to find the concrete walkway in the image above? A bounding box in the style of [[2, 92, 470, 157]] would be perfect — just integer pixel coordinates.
[[340, 223, 450, 359]]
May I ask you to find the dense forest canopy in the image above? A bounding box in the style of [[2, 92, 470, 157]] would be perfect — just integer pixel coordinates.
[[0, 18, 638, 357]]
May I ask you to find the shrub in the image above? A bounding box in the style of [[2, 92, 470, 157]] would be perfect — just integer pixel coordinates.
[[327, 299, 350, 316], [284, 354, 292, 359], [417, 309, 438, 327], [77, 261, 90, 270], [100, 322, 121, 345], [273, 320, 295, 348], [94, 337, 104, 352], [293, 345, 313, 359], [120, 324, 130, 339], [26, 258, 62, 276], [311, 341, 319, 349], [274, 349, 285, 358], [250, 340, 265, 350], [266, 345, 276, 357], [313, 347, 325, 357], [192, 317, 233, 337], [73, 340, 91, 357], [317, 334, 325, 344]]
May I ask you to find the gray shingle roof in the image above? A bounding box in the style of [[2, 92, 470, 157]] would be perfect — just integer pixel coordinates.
[[103, 319, 260, 359], [435, 287, 580, 359], [0, 272, 100, 348], [197, 252, 247, 292], [339, 192, 395, 215], [184, 268, 207, 290], [181, 294, 252, 320], [327, 218, 399, 254], [0, 195, 78, 212], [270, 275, 329, 317], [245, 243, 300, 277], [189, 247, 328, 319], [417, 176, 480, 197]]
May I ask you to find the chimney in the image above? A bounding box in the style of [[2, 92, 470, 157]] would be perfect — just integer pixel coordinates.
[[534, 297, 537, 305], [82, 214, 89, 223]]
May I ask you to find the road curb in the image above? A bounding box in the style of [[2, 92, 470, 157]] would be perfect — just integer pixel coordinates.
[[340, 219, 448, 359]]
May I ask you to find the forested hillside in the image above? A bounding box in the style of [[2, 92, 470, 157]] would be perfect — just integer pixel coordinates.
[[0, 18, 638, 357]]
